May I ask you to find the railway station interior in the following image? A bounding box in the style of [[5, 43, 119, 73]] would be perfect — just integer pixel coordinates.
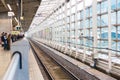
[[0, 0, 120, 80]]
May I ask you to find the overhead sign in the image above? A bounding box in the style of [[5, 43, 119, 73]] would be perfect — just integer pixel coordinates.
[[11, 31, 20, 35], [8, 11, 15, 16]]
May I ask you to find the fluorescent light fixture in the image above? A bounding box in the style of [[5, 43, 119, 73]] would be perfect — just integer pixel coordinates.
[[7, 4, 12, 11]]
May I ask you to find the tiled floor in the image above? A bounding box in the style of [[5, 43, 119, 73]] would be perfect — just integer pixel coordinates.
[[0, 45, 11, 80]]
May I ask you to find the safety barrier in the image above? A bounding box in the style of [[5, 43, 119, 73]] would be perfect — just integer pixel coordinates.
[[3, 51, 22, 80]]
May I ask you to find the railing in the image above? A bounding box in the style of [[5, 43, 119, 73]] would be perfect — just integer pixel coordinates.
[[3, 51, 22, 80]]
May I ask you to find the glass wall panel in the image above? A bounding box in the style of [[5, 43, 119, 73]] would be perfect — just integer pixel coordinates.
[[77, 12, 80, 20], [111, 12, 116, 25], [80, 11, 83, 19], [117, 0, 120, 9], [101, 28, 108, 39], [90, 7, 92, 16], [111, 0, 116, 10], [101, 14, 108, 26], [71, 6, 75, 14], [118, 11, 120, 24], [97, 3, 100, 14], [101, 1, 108, 13], [86, 8, 89, 17]]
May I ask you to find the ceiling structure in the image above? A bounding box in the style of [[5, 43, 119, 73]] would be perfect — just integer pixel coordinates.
[[28, 0, 66, 32], [0, 0, 41, 31]]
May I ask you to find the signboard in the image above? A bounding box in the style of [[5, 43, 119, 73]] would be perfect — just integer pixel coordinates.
[[8, 11, 15, 16], [11, 31, 20, 35]]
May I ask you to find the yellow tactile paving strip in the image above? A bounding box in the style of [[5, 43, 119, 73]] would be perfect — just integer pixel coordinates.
[[29, 49, 44, 80], [0, 46, 11, 80]]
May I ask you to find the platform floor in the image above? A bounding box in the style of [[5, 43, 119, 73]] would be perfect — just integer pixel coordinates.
[[29, 49, 44, 80], [0, 46, 11, 80]]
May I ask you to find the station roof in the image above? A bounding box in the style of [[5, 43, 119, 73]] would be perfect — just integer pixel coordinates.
[[0, 0, 41, 31]]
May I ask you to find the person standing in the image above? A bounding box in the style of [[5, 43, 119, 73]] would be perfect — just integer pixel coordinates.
[[1, 32, 4, 47], [3, 33, 8, 50], [7, 34, 11, 50]]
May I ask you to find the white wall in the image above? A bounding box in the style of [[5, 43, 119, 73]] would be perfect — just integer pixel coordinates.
[[0, 12, 11, 34]]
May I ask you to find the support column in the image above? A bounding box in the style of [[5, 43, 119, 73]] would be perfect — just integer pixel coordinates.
[[108, 0, 112, 72], [92, 0, 98, 65], [69, 0, 72, 55], [64, 2, 68, 54], [83, 0, 87, 61], [75, 0, 78, 58]]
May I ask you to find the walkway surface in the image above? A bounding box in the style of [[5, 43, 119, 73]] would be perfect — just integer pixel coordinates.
[[29, 49, 44, 80], [0, 46, 11, 80]]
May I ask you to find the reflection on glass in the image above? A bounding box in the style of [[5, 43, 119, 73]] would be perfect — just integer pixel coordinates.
[[101, 14, 108, 26], [111, 0, 116, 10], [101, 1, 108, 13], [118, 11, 120, 24], [117, 0, 120, 9], [111, 12, 116, 24]]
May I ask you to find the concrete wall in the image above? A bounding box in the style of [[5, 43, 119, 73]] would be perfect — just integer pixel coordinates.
[[0, 12, 11, 34]]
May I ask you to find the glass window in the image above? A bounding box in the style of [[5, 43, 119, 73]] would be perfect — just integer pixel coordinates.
[[67, 9, 70, 16], [86, 8, 89, 17], [111, 26, 116, 39], [111, 0, 116, 10], [80, 21, 83, 28], [78, 21, 80, 29], [86, 19, 89, 28], [118, 26, 120, 40], [101, 28, 108, 39], [112, 41, 116, 50], [77, 12, 80, 20], [71, 23, 75, 30], [80, 11, 83, 19], [90, 18, 92, 28], [97, 28, 101, 39], [77, 2, 83, 11], [117, 0, 120, 9], [117, 42, 120, 51], [97, 3, 100, 14], [71, 6, 75, 14], [67, 16, 70, 23], [97, 16, 101, 26], [71, 14, 75, 22], [111, 12, 116, 25], [67, 2, 70, 9], [118, 11, 120, 24], [90, 7, 92, 17], [101, 14, 108, 26], [101, 40, 108, 48], [71, 0, 76, 6], [101, 1, 108, 13]]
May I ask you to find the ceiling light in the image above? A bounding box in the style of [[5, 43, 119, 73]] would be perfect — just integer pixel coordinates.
[[7, 4, 12, 11]]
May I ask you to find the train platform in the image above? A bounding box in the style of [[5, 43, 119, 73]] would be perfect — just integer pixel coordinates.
[[0, 37, 118, 80], [29, 49, 44, 80], [0, 45, 11, 80], [2, 38, 44, 80]]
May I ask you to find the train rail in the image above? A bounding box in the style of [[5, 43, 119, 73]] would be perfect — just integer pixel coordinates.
[[29, 40, 79, 80]]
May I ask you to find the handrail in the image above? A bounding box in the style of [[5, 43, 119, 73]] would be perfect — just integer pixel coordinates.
[[3, 51, 22, 80]]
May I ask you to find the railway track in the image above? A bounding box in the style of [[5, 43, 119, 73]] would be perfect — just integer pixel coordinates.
[[29, 40, 78, 80]]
